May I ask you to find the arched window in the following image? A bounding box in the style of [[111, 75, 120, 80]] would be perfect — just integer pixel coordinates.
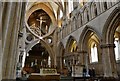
[[80, 14, 83, 26], [90, 43, 98, 63], [61, 0, 64, 8], [78, 13, 82, 26], [68, 0, 73, 13], [70, 40, 77, 52], [84, 9, 89, 23], [48, 56, 51, 67], [114, 38, 120, 61], [94, 4, 97, 17], [59, 9, 63, 19], [104, 2, 107, 10], [86, 10, 89, 21], [66, 37, 77, 53], [63, 59, 66, 66]]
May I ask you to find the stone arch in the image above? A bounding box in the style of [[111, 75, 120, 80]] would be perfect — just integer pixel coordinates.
[[25, 3, 57, 38], [78, 25, 101, 75], [79, 25, 101, 51], [102, 7, 120, 43], [101, 7, 120, 77], [65, 35, 77, 53], [26, 3, 56, 24], [26, 39, 55, 65], [26, 39, 39, 53]]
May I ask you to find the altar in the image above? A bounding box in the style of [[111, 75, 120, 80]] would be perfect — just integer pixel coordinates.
[[28, 68, 60, 81]]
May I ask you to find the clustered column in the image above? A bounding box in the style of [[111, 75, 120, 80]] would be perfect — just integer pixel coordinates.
[[101, 43, 118, 78], [2, 2, 25, 79]]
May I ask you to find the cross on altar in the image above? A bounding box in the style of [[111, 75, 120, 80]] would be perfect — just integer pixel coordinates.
[[36, 17, 46, 36]]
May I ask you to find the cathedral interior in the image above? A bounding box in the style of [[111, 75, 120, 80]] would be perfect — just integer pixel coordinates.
[[1, 0, 120, 81]]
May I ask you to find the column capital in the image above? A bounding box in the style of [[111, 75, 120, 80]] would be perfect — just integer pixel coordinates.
[[100, 43, 115, 48]]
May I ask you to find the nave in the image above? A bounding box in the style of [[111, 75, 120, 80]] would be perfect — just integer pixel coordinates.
[[1, 0, 120, 81]]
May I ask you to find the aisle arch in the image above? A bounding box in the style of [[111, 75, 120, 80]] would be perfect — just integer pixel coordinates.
[[26, 39, 55, 64]]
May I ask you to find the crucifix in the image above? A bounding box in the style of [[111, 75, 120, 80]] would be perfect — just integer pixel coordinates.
[[36, 16, 46, 36]]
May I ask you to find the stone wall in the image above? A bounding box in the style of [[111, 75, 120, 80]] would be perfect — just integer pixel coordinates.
[[57, 1, 120, 78]]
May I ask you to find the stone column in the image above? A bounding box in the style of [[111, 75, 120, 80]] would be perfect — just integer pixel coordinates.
[[21, 26, 27, 68], [2, 2, 17, 79], [2, 2, 25, 79], [101, 44, 118, 78], [56, 56, 60, 69], [9, 2, 23, 79], [0, 2, 2, 81], [54, 27, 59, 67], [59, 56, 63, 72], [2, 2, 13, 55]]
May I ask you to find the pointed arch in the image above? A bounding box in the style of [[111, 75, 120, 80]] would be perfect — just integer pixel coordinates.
[[25, 3, 57, 38], [79, 25, 101, 50], [102, 7, 120, 43], [101, 7, 120, 77], [83, 7, 90, 23], [26, 3, 56, 24], [66, 36, 77, 53], [26, 39, 55, 64]]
